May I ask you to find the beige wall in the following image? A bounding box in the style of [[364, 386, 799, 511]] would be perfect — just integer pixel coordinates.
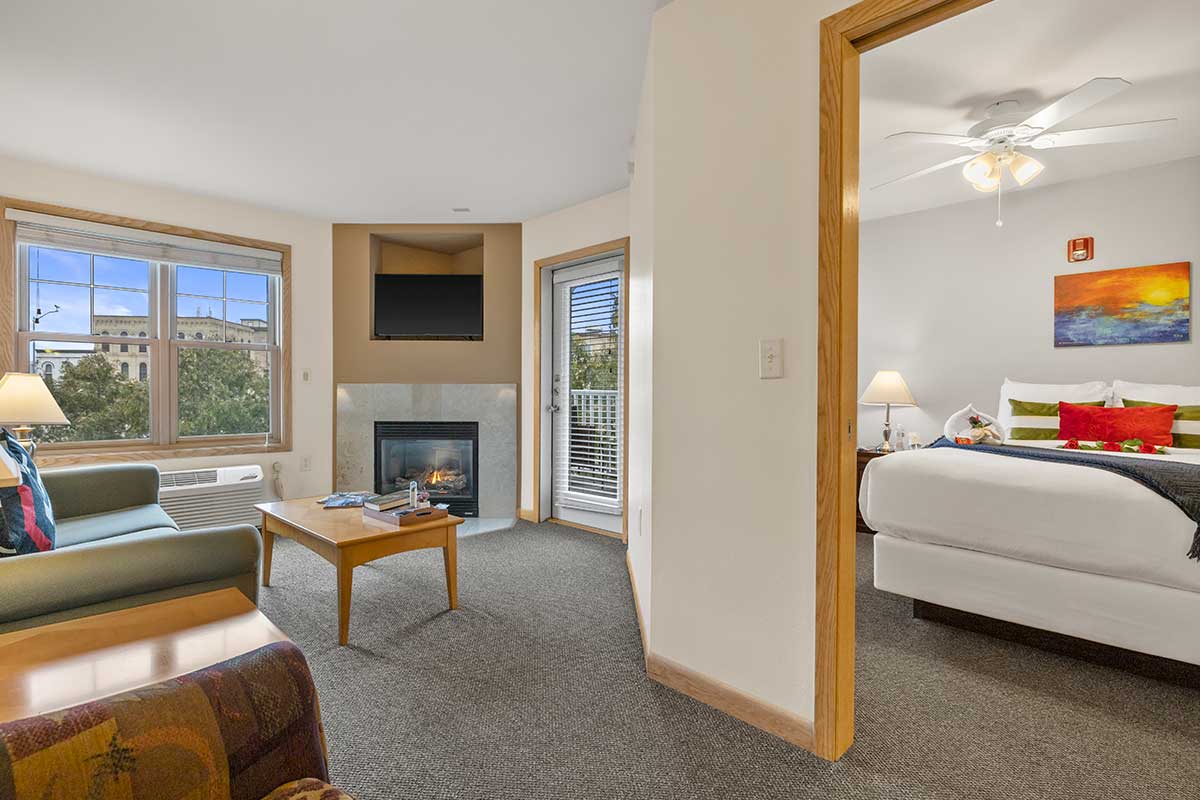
[[519, 188, 631, 514], [627, 31, 655, 639], [332, 223, 521, 386], [376, 241, 485, 275], [635, 0, 849, 726], [378, 241, 455, 274], [0, 154, 335, 500], [453, 246, 484, 274]]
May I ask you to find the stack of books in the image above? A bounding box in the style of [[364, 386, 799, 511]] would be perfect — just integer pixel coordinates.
[[363, 490, 412, 513], [361, 490, 450, 527]]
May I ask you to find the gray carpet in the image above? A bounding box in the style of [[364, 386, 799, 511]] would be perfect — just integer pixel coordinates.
[[259, 524, 1200, 799]]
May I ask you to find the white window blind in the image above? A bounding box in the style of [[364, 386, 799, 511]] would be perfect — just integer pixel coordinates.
[[552, 260, 623, 515], [5, 209, 283, 274]]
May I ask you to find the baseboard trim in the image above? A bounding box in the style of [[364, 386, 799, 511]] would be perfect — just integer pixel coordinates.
[[645, 653, 815, 751], [626, 552, 648, 657], [548, 517, 622, 539], [517, 508, 537, 523]]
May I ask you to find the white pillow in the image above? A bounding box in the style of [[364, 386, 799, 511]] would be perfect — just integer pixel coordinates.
[[1112, 380, 1200, 407], [996, 378, 1111, 437]]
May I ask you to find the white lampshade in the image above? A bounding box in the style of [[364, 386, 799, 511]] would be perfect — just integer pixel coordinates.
[[0, 373, 70, 426], [962, 153, 1000, 193], [859, 370, 917, 407], [1008, 152, 1044, 187]]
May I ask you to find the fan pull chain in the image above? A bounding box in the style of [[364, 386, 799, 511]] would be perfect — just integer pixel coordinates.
[[995, 178, 1004, 228]]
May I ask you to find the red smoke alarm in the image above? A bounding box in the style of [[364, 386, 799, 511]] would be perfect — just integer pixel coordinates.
[[1067, 237, 1094, 263]]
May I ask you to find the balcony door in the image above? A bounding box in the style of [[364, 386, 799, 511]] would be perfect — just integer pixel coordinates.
[[549, 258, 624, 533]]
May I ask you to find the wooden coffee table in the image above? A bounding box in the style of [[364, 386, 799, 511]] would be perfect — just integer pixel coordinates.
[[0, 588, 287, 722], [256, 498, 465, 645]]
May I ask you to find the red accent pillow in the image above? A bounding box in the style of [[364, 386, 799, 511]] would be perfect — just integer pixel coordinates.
[[1058, 402, 1177, 446]]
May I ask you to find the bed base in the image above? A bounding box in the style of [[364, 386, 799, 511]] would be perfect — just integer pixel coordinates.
[[913, 599, 1200, 689], [874, 533, 1200, 684]]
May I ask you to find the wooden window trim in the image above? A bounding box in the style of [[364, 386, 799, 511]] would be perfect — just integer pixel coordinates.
[[815, 0, 993, 761], [1, 196, 293, 465]]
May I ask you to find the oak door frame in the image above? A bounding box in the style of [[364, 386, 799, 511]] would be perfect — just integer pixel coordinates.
[[531, 237, 631, 544], [815, 0, 993, 761]]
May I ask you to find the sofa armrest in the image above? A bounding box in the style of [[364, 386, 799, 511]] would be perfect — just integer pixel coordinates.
[[40, 463, 161, 519], [0, 641, 330, 799], [0, 525, 261, 627]]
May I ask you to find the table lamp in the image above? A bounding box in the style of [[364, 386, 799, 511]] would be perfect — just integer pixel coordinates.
[[859, 370, 916, 453], [0, 372, 70, 455]]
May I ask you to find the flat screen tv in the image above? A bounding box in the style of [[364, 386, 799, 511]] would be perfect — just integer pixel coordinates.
[[373, 274, 484, 340]]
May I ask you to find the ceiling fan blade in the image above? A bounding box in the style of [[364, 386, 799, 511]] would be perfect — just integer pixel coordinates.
[[870, 153, 975, 190], [1019, 77, 1131, 133], [885, 131, 986, 148], [1029, 118, 1178, 149]]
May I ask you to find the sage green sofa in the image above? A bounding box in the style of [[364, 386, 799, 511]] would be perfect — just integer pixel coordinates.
[[0, 463, 261, 634]]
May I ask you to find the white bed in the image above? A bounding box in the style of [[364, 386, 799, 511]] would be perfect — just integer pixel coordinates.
[[862, 445, 1200, 666]]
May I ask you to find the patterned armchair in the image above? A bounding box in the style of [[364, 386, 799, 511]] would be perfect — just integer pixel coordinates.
[[0, 641, 353, 800]]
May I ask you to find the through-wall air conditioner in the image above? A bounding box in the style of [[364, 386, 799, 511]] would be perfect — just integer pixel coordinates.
[[158, 465, 265, 531]]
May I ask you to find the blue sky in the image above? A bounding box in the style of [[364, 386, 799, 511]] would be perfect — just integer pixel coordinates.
[[29, 246, 268, 337]]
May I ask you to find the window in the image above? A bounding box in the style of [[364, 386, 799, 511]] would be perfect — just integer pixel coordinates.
[[12, 210, 286, 451]]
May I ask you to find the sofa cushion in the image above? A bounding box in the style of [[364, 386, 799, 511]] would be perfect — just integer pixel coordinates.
[[0, 642, 328, 800], [54, 503, 179, 548], [0, 430, 56, 557], [263, 779, 355, 799]]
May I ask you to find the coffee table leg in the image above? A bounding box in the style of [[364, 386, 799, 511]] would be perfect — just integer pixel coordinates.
[[443, 527, 458, 610], [260, 516, 274, 587], [337, 554, 353, 646]]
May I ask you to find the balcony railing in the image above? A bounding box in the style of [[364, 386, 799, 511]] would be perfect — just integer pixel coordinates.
[[567, 389, 620, 501]]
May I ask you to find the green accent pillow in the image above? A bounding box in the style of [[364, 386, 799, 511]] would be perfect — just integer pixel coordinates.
[[1008, 399, 1105, 440], [1122, 399, 1200, 448]]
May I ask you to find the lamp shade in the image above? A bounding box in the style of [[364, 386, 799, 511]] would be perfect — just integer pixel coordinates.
[[859, 370, 917, 407], [0, 373, 70, 426]]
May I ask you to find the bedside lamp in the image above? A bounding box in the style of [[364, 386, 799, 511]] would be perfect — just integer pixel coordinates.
[[0, 373, 70, 455], [859, 370, 916, 453]]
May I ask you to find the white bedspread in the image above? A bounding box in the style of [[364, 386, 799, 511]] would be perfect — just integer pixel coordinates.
[[860, 447, 1200, 593]]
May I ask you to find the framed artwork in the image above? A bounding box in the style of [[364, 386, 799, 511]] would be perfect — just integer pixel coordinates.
[[1054, 261, 1191, 347]]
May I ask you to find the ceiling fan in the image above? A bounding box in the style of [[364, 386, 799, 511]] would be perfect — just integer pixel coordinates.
[[872, 77, 1178, 223]]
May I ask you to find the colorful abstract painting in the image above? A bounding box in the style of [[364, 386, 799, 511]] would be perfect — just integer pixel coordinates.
[[1054, 262, 1191, 347]]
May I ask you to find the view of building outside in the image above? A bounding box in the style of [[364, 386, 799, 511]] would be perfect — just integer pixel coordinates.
[[26, 245, 274, 443]]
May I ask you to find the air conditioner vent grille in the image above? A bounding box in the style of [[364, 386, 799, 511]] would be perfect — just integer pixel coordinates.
[[160, 469, 219, 489], [158, 465, 264, 530]]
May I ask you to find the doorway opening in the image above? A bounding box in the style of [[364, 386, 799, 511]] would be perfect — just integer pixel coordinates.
[[814, 0, 995, 761], [532, 238, 630, 541]]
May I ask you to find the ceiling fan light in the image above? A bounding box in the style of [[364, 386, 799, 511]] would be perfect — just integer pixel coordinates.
[[1009, 152, 1044, 186], [962, 153, 1000, 188]]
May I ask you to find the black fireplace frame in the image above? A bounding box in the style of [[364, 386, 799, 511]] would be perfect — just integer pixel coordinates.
[[373, 421, 480, 517]]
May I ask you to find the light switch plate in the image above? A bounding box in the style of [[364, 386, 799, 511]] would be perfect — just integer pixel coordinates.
[[759, 338, 783, 379]]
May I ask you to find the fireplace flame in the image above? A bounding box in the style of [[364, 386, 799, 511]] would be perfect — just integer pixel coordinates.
[[429, 470, 443, 484]]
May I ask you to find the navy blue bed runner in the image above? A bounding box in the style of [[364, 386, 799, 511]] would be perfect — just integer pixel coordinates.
[[928, 437, 1200, 561]]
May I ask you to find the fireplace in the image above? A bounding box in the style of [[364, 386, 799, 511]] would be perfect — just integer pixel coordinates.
[[374, 421, 479, 517]]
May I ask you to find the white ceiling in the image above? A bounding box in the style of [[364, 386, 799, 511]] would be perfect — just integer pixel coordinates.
[[0, 0, 662, 222], [860, 0, 1200, 221]]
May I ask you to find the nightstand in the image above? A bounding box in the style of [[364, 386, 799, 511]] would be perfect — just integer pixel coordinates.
[[855, 449, 888, 534]]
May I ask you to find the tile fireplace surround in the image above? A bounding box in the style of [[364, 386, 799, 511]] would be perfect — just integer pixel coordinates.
[[336, 383, 517, 521]]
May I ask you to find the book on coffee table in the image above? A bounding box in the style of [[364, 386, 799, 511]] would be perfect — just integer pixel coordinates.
[[363, 506, 449, 528], [364, 490, 412, 512]]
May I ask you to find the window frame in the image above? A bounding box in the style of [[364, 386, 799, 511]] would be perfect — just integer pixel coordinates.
[[1, 197, 292, 466]]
